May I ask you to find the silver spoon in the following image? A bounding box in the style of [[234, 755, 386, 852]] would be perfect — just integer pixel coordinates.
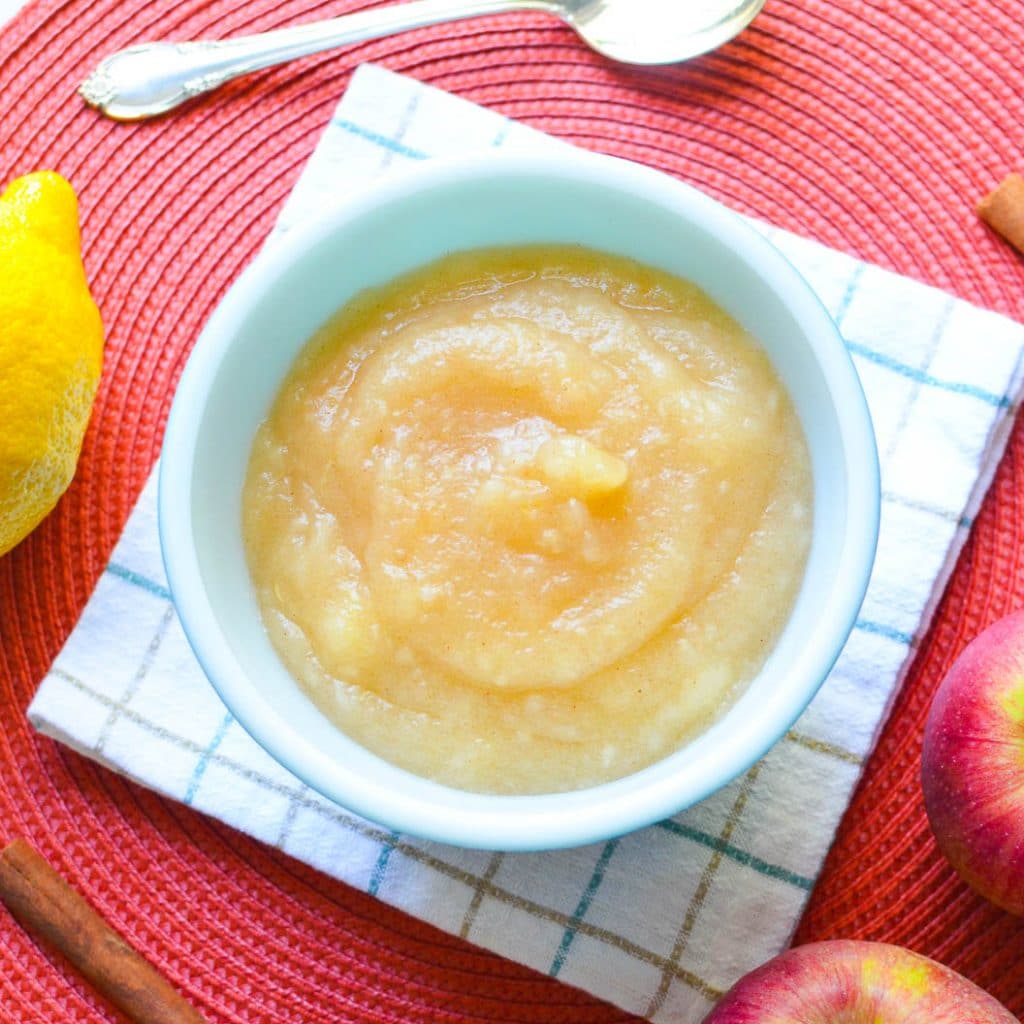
[[79, 0, 766, 121]]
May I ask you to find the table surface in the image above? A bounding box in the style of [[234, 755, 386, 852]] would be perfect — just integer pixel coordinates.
[[2, 0, 1024, 1021]]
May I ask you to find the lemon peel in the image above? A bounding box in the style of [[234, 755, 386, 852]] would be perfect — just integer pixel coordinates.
[[0, 171, 104, 555]]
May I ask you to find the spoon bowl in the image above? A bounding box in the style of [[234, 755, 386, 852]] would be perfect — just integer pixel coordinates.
[[567, 0, 765, 65], [79, 0, 767, 121]]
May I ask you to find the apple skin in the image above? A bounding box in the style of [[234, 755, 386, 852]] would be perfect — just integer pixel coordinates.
[[702, 940, 1015, 1023], [921, 609, 1024, 916]]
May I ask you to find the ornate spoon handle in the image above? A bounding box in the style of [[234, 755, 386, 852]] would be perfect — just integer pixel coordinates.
[[80, 0, 559, 121]]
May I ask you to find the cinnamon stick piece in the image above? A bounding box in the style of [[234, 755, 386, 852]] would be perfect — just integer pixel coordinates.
[[977, 173, 1024, 255], [0, 838, 207, 1024]]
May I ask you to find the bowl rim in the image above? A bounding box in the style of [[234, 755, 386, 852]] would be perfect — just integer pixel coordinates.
[[159, 149, 880, 850]]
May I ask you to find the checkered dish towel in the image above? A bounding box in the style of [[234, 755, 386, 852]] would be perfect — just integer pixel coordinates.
[[29, 64, 1024, 1022]]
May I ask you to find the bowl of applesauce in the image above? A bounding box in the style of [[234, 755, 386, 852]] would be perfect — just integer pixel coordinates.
[[159, 151, 879, 850]]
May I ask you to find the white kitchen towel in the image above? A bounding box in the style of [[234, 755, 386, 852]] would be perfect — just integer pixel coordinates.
[[29, 63, 1024, 1022]]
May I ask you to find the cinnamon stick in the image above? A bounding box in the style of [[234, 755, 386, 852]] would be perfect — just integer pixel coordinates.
[[977, 173, 1024, 255], [0, 838, 207, 1024]]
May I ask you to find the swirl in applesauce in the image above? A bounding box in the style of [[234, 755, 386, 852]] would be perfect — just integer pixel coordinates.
[[242, 246, 812, 794]]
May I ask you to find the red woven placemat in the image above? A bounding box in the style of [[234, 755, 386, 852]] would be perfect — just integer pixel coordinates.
[[1, 0, 1023, 1020]]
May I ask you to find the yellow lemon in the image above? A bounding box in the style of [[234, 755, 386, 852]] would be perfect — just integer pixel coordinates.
[[0, 171, 104, 556]]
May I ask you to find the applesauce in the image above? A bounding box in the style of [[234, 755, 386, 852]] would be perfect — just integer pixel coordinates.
[[242, 246, 812, 794]]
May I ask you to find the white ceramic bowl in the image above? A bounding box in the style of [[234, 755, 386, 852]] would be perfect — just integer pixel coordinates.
[[159, 151, 879, 851]]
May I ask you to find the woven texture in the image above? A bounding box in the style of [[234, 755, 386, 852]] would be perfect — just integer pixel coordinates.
[[30, 62, 1024, 1022], [1, 1, 1023, 1022]]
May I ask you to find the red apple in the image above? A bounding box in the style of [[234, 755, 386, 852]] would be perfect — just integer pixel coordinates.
[[921, 609, 1024, 916], [702, 940, 1015, 1022]]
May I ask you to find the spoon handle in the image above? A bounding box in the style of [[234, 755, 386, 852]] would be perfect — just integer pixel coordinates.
[[79, 0, 561, 121]]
